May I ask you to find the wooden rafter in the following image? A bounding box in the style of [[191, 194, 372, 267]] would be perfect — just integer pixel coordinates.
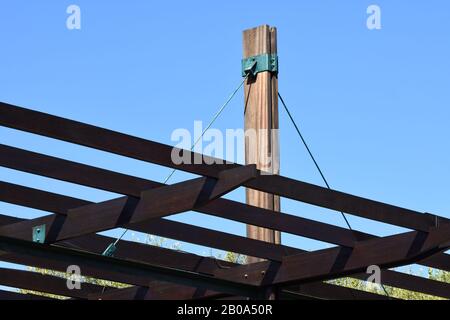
[[0, 101, 449, 300]]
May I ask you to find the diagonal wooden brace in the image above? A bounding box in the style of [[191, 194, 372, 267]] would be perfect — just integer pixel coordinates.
[[214, 223, 450, 287], [0, 165, 258, 243]]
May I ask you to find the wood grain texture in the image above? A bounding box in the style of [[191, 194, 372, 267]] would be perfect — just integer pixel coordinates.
[[243, 25, 281, 255]]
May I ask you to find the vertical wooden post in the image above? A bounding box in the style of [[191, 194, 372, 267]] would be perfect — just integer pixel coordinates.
[[243, 25, 281, 264]]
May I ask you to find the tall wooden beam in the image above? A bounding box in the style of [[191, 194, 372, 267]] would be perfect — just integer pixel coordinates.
[[243, 25, 281, 253]]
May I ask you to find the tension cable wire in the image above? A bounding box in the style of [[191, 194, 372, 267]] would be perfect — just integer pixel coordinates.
[[278, 92, 352, 230], [102, 75, 249, 256], [278, 92, 391, 297]]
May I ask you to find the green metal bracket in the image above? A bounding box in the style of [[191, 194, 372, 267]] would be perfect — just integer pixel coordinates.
[[32, 224, 46, 243], [102, 242, 117, 257], [241, 53, 278, 77]]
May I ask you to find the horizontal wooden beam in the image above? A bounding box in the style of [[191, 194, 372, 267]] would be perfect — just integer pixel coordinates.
[[0, 184, 300, 260], [0, 221, 384, 301], [0, 145, 370, 247], [88, 283, 226, 300], [0, 144, 440, 250], [92, 281, 392, 300], [0, 268, 101, 299], [2, 265, 381, 301], [8, 180, 444, 285], [0, 100, 448, 297], [246, 175, 448, 231], [1, 147, 449, 271], [352, 269, 450, 299], [0, 235, 262, 298], [215, 224, 450, 287], [1, 103, 447, 231], [0, 178, 89, 213], [0, 165, 257, 243], [0, 214, 391, 300], [284, 282, 396, 300], [0, 216, 235, 300], [0, 289, 54, 300], [0, 101, 233, 177], [0, 213, 441, 300], [1, 181, 449, 292], [0, 267, 229, 301], [1, 211, 448, 299], [134, 218, 299, 261], [0, 143, 160, 195]]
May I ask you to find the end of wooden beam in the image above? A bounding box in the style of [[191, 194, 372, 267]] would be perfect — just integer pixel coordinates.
[[243, 25, 277, 58]]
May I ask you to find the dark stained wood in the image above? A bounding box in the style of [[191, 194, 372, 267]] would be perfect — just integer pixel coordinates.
[[0, 99, 449, 300], [88, 283, 225, 301], [0, 289, 55, 300], [1, 211, 447, 299], [0, 144, 160, 196], [0, 268, 102, 299], [134, 218, 299, 261], [0, 228, 389, 301], [245, 175, 448, 231], [1, 103, 448, 232], [2, 144, 449, 246], [214, 224, 450, 287], [1, 177, 448, 272], [284, 282, 397, 300], [0, 214, 393, 300], [0, 165, 257, 243], [0, 147, 371, 247], [0, 101, 233, 178], [0, 184, 300, 261], [0, 235, 261, 298], [1, 181, 449, 294], [352, 269, 450, 299]]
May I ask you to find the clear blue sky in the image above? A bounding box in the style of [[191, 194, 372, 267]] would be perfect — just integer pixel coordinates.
[[0, 1, 449, 274]]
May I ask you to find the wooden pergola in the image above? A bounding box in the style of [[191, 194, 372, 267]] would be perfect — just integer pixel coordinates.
[[0, 101, 449, 300]]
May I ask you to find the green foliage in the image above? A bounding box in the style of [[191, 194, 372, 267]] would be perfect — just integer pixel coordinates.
[[224, 252, 247, 264], [20, 234, 178, 299], [429, 268, 450, 282], [329, 268, 450, 300], [19, 266, 130, 299], [144, 234, 181, 250]]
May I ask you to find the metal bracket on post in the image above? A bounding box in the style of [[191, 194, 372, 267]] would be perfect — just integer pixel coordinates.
[[32, 224, 46, 243], [241, 53, 278, 77]]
